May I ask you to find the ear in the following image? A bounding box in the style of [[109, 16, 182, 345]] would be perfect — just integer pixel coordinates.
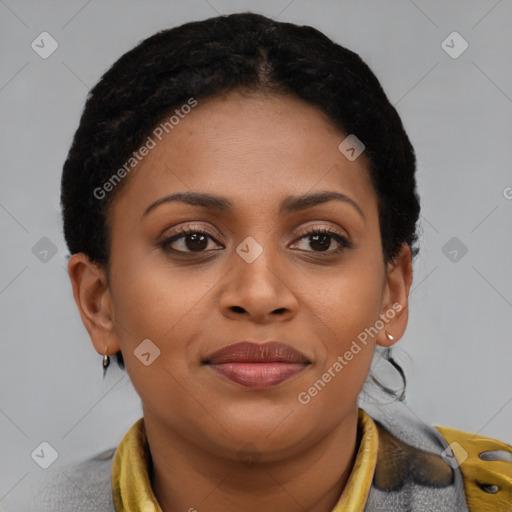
[[376, 243, 413, 348], [67, 253, 121, 357]]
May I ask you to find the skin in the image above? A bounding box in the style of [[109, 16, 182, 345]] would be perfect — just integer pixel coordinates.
[[68, 90, 413, 512]]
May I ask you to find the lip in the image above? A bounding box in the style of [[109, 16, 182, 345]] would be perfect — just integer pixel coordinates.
[[204, 341, 311, 390]]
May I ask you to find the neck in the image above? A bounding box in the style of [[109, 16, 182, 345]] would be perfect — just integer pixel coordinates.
[[144, 407, 361, 512]]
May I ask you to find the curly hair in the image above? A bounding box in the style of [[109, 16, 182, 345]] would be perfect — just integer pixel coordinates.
[[61, 12, 420, 400]]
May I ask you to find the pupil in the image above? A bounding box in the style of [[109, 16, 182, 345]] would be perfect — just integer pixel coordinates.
[[311, 234, 330, 252], [186, 233, 208, 251]]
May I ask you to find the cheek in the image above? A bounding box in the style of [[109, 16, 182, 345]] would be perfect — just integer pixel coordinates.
[[306, 256, 385, 390], [312, 252, 384, 339], [324, 274, 383, 344], [107, 258, 211, 412], [108, 254, 214, 359]]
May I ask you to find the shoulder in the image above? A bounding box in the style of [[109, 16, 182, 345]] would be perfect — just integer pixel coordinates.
[[436, 425, 512, 511], [361, 400, 510, 511], [26, 447, 116, 512]]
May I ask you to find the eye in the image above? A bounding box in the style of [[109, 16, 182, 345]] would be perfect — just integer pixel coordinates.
[[290, 227, 351, 254], [158, 225, 351, 255], [158, 226, 223, 253]]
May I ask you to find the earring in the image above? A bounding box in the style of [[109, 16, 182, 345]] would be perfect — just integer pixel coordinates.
[[385, 330, 395, 342], [103, 346, 110, 376]]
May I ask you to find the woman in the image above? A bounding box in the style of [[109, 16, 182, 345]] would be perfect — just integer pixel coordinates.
[[33, 12, 511, 512]]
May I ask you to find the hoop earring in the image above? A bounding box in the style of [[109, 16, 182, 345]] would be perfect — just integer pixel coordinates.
[[385, 330, 395, 342]]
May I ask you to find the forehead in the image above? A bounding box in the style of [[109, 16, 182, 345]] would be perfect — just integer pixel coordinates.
[[110, 91, 377, 220]]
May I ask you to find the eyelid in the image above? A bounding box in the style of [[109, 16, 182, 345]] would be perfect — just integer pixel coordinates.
[[293, 223, 348, 240], [162, 223, 223, 242], [291, 226, 352, 253], [162, 222, 348, 242]]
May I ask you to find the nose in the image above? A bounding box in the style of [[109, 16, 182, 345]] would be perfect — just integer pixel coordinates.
[[218, 242, 299, 324]]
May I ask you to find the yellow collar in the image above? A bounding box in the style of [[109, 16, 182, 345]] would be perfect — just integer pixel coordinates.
[[111, 408, 378, 511]]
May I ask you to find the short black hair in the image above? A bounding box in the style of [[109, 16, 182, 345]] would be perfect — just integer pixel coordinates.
[[62, 12, 420, 398]]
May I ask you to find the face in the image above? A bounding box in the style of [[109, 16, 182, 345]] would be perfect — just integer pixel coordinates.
[[70, 90, 411, 462]]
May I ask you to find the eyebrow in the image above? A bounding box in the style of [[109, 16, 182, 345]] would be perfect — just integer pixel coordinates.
[[142, 190, 365, 220]]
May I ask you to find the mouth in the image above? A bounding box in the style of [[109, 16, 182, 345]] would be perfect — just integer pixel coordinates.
[[203, 341, 311, 390]]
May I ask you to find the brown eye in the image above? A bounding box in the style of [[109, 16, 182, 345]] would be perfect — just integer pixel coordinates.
[[291, 228, 351, 254], [159, 227, 222, 253]]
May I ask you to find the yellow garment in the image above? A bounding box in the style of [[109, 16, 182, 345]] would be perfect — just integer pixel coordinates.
[[111, 417, 162, 512], [436, 425, 512, 511], [111, 409, 512, 511], [331, 408, 379, 510], [111, 408, 378, 511]]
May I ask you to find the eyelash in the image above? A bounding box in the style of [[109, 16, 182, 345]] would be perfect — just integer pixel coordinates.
[[158, 225, 352, 256]]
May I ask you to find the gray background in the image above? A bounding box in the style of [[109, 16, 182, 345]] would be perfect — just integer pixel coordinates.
[[1, 0, 511, 509]]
